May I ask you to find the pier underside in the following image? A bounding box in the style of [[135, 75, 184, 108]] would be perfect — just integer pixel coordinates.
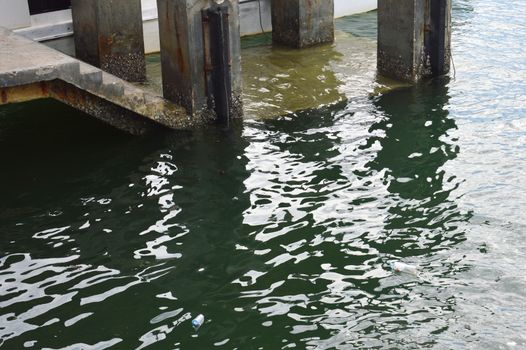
[[0, 81, 165, 134]]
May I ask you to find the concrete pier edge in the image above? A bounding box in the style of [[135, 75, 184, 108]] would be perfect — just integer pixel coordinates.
[[0, 26, 201, 134]]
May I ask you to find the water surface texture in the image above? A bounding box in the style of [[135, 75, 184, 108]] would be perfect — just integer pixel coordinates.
[[1, 0, 526, 349]]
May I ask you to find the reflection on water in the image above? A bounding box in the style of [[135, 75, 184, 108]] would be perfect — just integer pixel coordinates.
[[1, 1, 526, 349], [242, 38, 346, 117], [234, 78, 469, 349], [241, 28, 407, 119], [368, 80, 467, 257]]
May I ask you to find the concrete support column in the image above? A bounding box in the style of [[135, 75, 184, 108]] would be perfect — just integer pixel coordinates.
[[378, 0, 451, 82], [271, 0, 334, 48], [157, 0, 242, 123], [71, 0, 146, 82]]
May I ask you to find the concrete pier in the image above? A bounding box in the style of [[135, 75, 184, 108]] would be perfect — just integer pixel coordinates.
[[157, 0, 242, 123], [378, 0, 451, 81], [0, 27, 192, 134], [71, 0, 146, 82], [271, 0, 334, 48]]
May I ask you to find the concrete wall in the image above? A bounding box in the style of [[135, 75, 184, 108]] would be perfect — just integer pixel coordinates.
[[0, 0, 31, 29]]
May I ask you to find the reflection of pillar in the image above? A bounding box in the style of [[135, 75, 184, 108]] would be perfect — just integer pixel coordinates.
[[370, 80, 456, 199], [378, 0, 451, 82], [366, 81, 466, 259], [158, 125, 252, 304], [71, 0, 146, 82], [157, 0, 242, 123], [271, 0, 334, 48]]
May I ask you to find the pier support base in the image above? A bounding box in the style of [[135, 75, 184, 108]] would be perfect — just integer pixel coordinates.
[[71, 0, 146, 82], [157, 0, 242, 124], [378, 0, 451, 82], [271, 0, 334, 48]]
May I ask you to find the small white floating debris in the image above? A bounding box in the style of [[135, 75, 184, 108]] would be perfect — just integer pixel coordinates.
[[192, 314, 205, 331], [390, 261, 418, 275]]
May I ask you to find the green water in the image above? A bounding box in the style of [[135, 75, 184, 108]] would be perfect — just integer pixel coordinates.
[[146, 11, 399, 120], [1, 1, 526, 349]]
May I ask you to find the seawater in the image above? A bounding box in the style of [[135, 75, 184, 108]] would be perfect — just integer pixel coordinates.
[[1, 0, 525, 349]]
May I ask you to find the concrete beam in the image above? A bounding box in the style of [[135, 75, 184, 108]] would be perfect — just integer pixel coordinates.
[[156, 0, 242, 123], [0, 82, 51, 105], [271, 0, 334, 48], [378, 0, 451, 82], [71, 0, 146, 82], [0, 80, 160, 134]]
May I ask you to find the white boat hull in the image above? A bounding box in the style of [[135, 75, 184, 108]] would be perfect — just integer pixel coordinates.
[[5, 0, 377, 55], [239, 0, 377, 37], [335, 0, 378, 17]]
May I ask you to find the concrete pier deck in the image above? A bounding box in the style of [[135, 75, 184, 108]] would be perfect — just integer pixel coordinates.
[[0, 27, 194, 133]]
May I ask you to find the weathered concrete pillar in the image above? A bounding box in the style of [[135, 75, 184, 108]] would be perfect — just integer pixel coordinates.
[[378, 0, 451, 82], [157, 0, 242, 123], [71, 0, 146, 82], [271, 0, 334, 48]]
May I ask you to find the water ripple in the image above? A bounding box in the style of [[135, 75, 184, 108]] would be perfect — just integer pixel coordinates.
[[1, 1, 525, 348]]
